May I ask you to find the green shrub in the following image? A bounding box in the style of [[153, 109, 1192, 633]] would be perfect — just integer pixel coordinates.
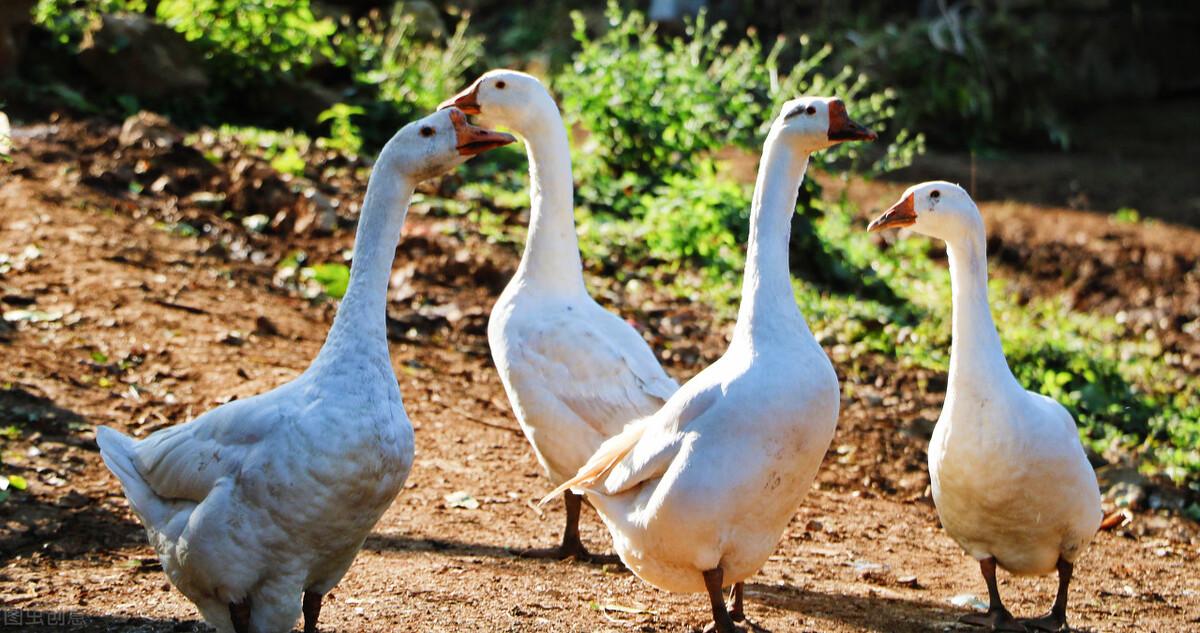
[[557, 0, 922, 212], [33, 0, 146, 46], [640, 160, 750, 275], [347, 8, 484, 125], [35, 0, 335, 79], [316, 103, 365, 156], [156, 0, 336, 77]]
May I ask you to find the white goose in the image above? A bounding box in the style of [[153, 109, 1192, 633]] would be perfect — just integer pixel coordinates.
[[440, 70, 679, 560], [545, 97, 876, 631], [868, 182, 1102, 633], [96, 109, 514, 633]]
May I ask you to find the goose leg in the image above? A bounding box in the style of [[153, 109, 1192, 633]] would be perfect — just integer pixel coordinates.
[[728, 582, 745, 621], [959, 557, 1027, 632], [229, 598, 251, 633], [303, 590, 323, 633], [520, 491, 590, 560], [1020, 558, 1072, 632], [701, 567, 740, 633], [521, 492, 620, 564]]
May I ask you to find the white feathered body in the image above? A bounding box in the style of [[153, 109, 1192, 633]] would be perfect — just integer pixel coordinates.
[[489, 281, 678, 484], [582, 327, 839, 594], [930, 384, 1101, 576], [546, 111, 851, 595], [98, 347, 414, 633]]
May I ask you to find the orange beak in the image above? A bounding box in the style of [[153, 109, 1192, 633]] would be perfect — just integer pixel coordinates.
[[868, 193, 918, 232], [827, 99, 877, 142], [439, 79, 482, 115], [448, 108, 514, 157]]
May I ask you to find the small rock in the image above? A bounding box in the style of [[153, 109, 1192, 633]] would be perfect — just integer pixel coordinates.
[[118, 111, 180, 149], [852, 560, 886, 575], [254, 316, 280, 337], [0, 110, 9, 154], [241, 214, 271, 233], [188, 191, 227, 209], [949, 593, 987, 611], [444, 490, 480, 510], [1098, 466, 1150, 511]]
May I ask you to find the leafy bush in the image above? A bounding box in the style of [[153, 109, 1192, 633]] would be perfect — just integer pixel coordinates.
[[30, 0, 485, 148], [34, 0, 335, 79], [558, 1, 921, 305], [346, 8, 484, 126], [32, 0, 145, 46], [639, 161, 749, 275], [557, 0, 922, 209], [156, 0, 336, 78]]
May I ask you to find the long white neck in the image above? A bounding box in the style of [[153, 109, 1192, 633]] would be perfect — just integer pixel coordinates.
[[944, 219, 1019, 392], [313, 163, 414, 370], [512, 113, 586, 295], [732, 130, 810, 348]]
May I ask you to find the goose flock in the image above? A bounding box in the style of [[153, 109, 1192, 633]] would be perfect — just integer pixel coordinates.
[[96, 69, 1103, 633]]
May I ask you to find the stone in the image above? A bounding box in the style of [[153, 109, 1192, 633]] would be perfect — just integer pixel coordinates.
[[0, 110, 10, 156], [1097, 465, 1150, 511], [118, 111, 180, 148], [79, 13, 208, 101]]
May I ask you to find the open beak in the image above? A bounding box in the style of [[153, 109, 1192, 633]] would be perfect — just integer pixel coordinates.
[[827, 99, 877, 142], [868, 193, 918, 232], [448, 108, 515, 157], [439, 79, 482, 115]]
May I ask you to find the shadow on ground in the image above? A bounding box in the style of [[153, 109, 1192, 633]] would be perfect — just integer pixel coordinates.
[[0, 387, 149, 563], [363, 534, 518, 560]]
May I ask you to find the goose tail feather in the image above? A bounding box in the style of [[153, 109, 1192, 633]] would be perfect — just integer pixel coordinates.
[[96, 426, 170, 527], [539, 416, 651, 506]]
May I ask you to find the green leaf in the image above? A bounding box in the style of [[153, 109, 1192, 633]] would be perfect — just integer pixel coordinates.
[[269, 146, 306, 177], [306, 263, 350, 298], [7, 475, 27, 491]]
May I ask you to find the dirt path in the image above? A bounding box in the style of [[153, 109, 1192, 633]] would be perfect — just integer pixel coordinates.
[[1, 124, 1197, 632]]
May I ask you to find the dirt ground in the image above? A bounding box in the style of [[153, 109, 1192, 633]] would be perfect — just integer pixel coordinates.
[[1, 118, 1198, 632]]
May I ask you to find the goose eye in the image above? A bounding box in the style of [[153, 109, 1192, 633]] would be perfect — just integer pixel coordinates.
[[419, 126, 435, 138], [805, 105, 817, 115], [495, 80, 506, 89], [930, 190, 940, 200]]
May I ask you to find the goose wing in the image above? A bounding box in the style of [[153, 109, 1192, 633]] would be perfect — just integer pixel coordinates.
[[130, 389, 294, 502], [543, 383, 721, 502], [507, 304, 677, 439]]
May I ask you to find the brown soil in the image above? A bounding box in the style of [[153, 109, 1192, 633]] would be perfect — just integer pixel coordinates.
[[1, 118, 1197, 632]]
